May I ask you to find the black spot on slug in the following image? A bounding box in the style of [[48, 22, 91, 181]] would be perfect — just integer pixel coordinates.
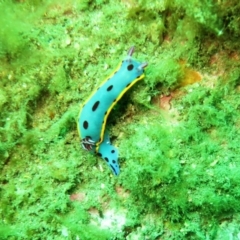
[[126, 83, 131, 88], [92, 101, 100, 111], [107, 85, 113, 91], [112, 160, 116, 164], [105, 157, 109, 162], [111, 150, 115, 153], [83, 121, 88, 129], [97, 152, 102, 157], [110, 164, 117, 175], [127, 64, 134, 71]]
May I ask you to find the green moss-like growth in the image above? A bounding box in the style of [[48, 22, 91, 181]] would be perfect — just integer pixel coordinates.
[[0, 1, 28, 60], [1, 0, 240, 239]]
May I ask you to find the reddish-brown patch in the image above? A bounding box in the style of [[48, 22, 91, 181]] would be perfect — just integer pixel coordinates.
[[229, 51, 239, 61], [116, 186, 130, 199], [152, 90, 187, 110], [151, 94, 173, 111], [152, 60, 202, 110], [163, 34, 171, 44], [88, 207, 99, 216], [160, 95, 172, 110], [70, 192, 86, 202]]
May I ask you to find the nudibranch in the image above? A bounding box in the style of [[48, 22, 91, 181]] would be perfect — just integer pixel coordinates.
[[78, 46, 147, 175]]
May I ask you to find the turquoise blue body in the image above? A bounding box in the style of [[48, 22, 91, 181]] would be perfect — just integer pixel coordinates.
[[78, 47, 147, 175]]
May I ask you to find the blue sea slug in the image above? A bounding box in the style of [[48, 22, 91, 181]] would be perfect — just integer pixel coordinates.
[[78, 46, 147, 175]]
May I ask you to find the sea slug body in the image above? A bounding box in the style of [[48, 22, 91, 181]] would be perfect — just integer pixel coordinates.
[[78, 46, 147, 175]]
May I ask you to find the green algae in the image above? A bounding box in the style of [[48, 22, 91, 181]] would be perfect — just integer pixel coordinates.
[[1, 0, 240, 239]]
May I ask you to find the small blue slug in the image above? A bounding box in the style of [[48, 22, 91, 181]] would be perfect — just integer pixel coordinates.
[[78, 46, 147, 175]]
